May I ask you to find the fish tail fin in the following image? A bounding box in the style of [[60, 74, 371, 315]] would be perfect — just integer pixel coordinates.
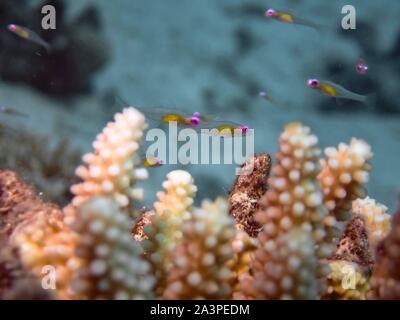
[[294, 17, 324, 32], [114, 95, 131, 109], [45, 44, 53, 53], [363, 93, 377, 109]]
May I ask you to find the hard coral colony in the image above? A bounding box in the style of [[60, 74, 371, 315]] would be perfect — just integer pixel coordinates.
[[0, 106, 399, 300]]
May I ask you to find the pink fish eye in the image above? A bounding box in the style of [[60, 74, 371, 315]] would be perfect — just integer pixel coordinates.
[[240, 126, 249, 134], [190, 116, 200, 126], [8, 24, 17, 31], [356, 63, 368, 73], [259, 91, 267, 97], [307, 79, 320, 88], [265, 9, 276, 17]]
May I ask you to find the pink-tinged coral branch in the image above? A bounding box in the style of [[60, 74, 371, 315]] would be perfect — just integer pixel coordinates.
[[70, 197, 154, 299], [142, 170, 197, 296], [244, 123, 336, 299], [243, 227, 318, 299], [318, 139, 373, 222], [163, 198, 235, 299], [0, 170, 77, 299], [70, 107, 148, 209]]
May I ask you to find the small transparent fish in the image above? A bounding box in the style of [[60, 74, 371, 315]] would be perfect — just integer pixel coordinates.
[[0, 106, 28, 118], [116, 98, 250, 136], [307, 79, 368, 103], [259, 91, 289, 109], [356, 59, 369, 74], [259, 91, 273, 103], [143, 155, 163, 168], [7, 24, 51, 51], [265, 8, 320, 30], [199, 120, 250, 136], [136, 106, 209, 127], [137, 107, 250, 135]]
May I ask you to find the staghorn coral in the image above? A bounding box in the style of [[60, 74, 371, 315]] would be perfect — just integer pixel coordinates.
[[228, 153, 271, 237], [0, 170, 57, 299], [241, 227, 318, 299], [255, 123, 336, 271], [228, 229, 257, 299], [0, 129, 80, 205], [69, 197, 154, 299], [0, 170, 78, 299], [369, 200, 400, 299], [162, 197, 235, 299], [324, 215, 373, 300], [352, 197, 391, 250], [8, 198, 79, 299], [70, 107, 148, 209], [318, 138, 373, 222], [141, 170, 197, 296], [0, 97, 397, 301]]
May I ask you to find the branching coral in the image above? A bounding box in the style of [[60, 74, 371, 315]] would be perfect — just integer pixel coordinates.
[[324, 215, 373, 300], [70, 107, 148, 208], [69, 197, 154, 300], [0, 170, 77, 299], [369, 200, 400, 299], [8, 197, 79, 299], [229, 154, 271, 237], [352, 197, 391, 250], [141, 170, 197, 296], [162, 197, 235, 299], [318, 139, 373, 222], [228, 229, 257, 299], [0, 98, 397, 301], [257, 124, 335, 267], [239, 123, 337, 299], [242, 227, 318, 299]]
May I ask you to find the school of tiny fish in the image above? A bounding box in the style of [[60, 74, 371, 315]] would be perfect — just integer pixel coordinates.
[[2, 7, 373, 142]]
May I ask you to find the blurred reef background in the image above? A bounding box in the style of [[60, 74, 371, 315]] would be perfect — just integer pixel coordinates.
[[0, 0, 399, 211]]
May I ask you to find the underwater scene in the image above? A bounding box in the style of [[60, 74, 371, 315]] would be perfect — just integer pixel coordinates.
[[0, 0, 400, 300]]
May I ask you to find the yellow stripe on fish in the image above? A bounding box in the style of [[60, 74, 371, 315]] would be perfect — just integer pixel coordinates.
[[161, 114, 188, 125], [307, 79, 368, 103], [277, 13, 294, 24], [265, 8, 319, 30], [319, 84, 337, 97]]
